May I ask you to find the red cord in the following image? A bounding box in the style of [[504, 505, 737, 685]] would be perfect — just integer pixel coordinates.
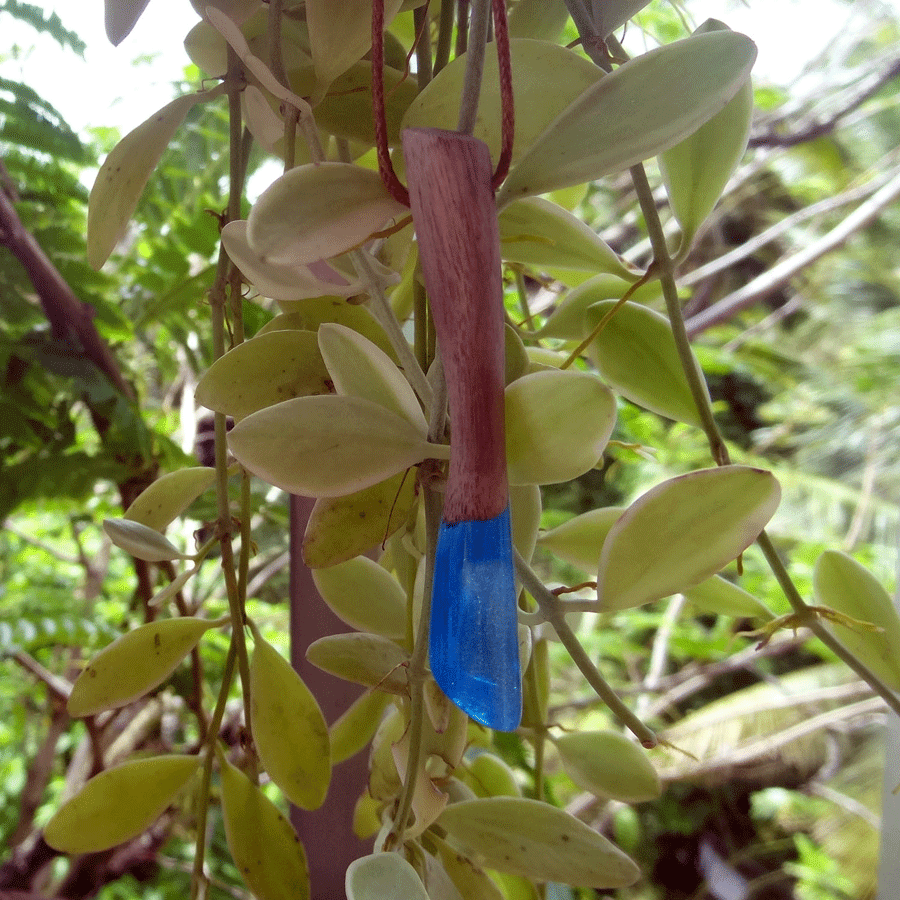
[[491, 0, 514, 189], [372, 0, 411, 206], [372, 0, 513, 198]]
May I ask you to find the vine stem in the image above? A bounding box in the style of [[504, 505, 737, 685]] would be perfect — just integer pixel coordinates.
[[348, 247, 433, 408], [190, 44, 253, 900], [385, 487, 443, 849], [628, 158, 900, 718], [514, 551, 657, 748], [457, 0, 491, 135]]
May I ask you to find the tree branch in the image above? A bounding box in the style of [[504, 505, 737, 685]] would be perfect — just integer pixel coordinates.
[[685, 167, 900, 335], [0, 167, 132, 398], [750, 55, 900, 149]]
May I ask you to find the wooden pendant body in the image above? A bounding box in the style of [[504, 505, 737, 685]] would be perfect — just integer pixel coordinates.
[[402, 127, 508, 524]]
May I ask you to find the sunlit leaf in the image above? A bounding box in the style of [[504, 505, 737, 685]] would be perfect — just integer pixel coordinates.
[[247, 163, 407, 266], [586, 300, 706, 427], [438, 797, 639, 887], [498, 30, 757, 204], [597, 466, 780, 611], [228, 396, 448, 497], [195, 330, 332, 421], [88, 94, 200, 269]]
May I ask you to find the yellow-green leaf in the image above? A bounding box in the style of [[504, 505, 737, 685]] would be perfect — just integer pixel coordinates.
[[250, 625, 331, 810], [555, 730, 661, 802], [537, 507, 624, 574], [88, 94, 200, 269], [312, 556, 408, 639], [586, 300, 706, 427], [228, 395, 448, 497], [438, 797, 639, 887], [218, 749, 311, 900], [598, 466, 781, 611], [247, 163, 407, 267], [660, 20, 754, 249], [45, 755, 199, 853], [683, 574, 774, 619], [401, 39, 603, 171], [318, 323, 426, 432], [303, 471, 419, 569], [306, 0, 403, 98], [124, 468, 217, 531], [68, 617, 222, 717], [330, 691, 392, 765], [534, 275, 661, 340], [306, 632, 409, 694], [505, 371, 616, 485], [195, 330, 332, 422], [814, 550, 900, 691], [499, 197, 640, 278]]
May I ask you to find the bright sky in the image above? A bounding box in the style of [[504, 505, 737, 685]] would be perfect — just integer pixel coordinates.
[[4, 0, 894, 155]]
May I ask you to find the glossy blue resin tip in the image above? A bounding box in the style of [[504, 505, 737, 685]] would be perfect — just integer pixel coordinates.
[[429, 506, 522, 731]]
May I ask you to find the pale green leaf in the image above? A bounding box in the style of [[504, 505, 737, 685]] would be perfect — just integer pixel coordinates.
[[102, 518, 188, 562], [346, 853, 429, 900], [312, 556, 408, 639], [438, 797, 639, 887], [498, 197, 640, 278], [537, 507, 624, 574], [306, 0, 403, 98], [222, 220, 361, 300], [534, 275, 661, 340], [683, 575, 774, 619], [401, 39, 603, 171], [660, 20, 754, 249], [498, 30, 757, 204], [318, 324, 427, 432], [586, 300, 706, 427], [88, 94, 200, 269], [124, 468, 217, 531], [247, 163, 407, 267], [814, 550, 900, 691], [228, 395, 448, 497], [306, 632, 409, 693], [195, 330, 332, 422], [555, 730, 661, 802], [598, 466, 780, 611], [505, 370, 616, 485]]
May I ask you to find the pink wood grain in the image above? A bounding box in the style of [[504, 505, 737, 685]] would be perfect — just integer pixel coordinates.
[[402, 127, 509, 523]]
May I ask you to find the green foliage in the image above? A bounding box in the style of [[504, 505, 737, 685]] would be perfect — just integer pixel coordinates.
[[4, 1, 900, 898], [0, 0, 86, 54]]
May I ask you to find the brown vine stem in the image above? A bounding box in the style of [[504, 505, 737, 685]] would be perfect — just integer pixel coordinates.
[[192, 44, 254, 900]]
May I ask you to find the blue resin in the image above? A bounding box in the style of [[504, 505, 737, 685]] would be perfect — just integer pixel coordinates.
[[429, 506, 522, 731]]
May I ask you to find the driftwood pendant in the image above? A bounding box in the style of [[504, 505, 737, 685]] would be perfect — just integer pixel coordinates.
[[403, 127, 521, 732]]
